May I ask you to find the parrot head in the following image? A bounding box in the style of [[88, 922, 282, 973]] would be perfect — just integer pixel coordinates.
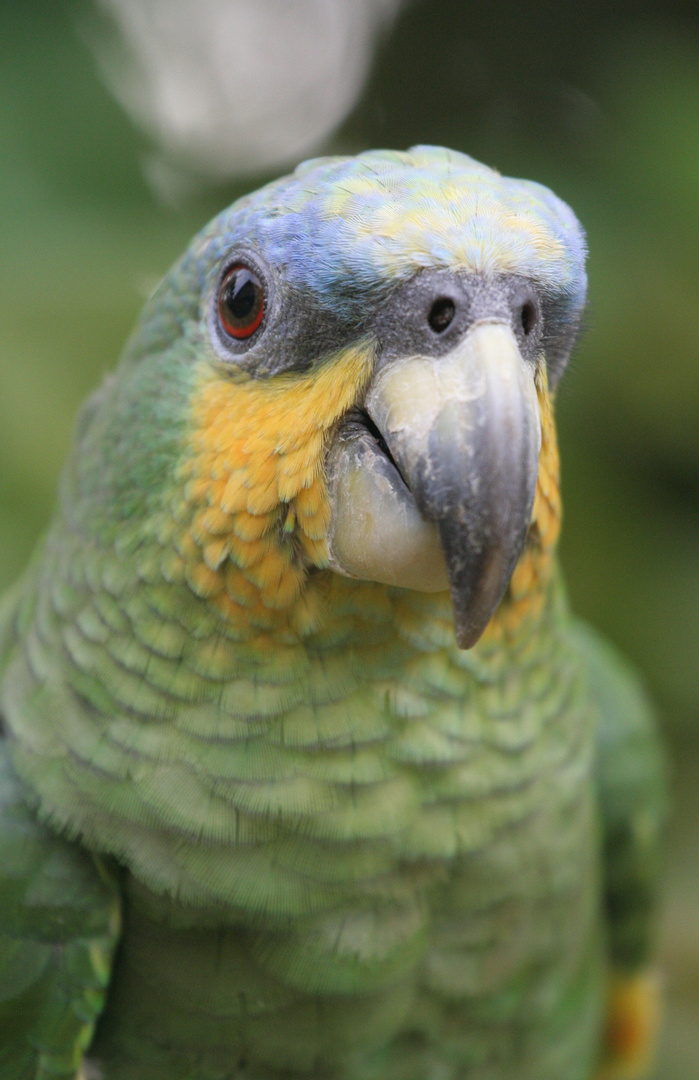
[[71, 146, 586, 650]]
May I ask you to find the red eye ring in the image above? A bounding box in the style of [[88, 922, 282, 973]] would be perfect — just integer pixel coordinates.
[[218, 263, 265, 339]]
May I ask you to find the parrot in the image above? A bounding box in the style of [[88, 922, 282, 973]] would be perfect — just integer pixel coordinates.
[[0, 146, 665, 1080]]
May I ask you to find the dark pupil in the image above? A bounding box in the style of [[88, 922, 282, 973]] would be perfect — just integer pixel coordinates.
[[225, 270, 259, 323], [428, 297, 456, 334], [520, 301, 535, 335]]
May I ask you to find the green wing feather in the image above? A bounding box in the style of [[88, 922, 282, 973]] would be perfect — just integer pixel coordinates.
[[571, 620, 667, 971], [0, 740, 121, 1080]]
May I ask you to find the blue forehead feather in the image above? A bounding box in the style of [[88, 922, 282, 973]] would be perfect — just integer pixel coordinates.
[[192, 146, 587, 322]]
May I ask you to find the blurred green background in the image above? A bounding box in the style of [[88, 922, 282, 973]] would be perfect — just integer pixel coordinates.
[[1, 1, 697, 1075]]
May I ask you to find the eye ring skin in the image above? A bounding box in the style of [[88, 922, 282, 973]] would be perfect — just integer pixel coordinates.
[[207, 250, 277, 365]]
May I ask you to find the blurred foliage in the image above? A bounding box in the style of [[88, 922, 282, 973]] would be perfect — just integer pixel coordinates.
[[0, 1, 697, 1075]]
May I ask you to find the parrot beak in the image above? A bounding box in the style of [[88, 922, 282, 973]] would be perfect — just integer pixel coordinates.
[[325, 321, 541, 648]]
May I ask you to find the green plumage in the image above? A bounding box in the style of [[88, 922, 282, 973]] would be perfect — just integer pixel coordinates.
[[0, 148, 665, 1080], [0, 737, 120, 1079]]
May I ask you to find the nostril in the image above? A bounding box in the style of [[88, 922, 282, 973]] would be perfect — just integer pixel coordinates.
[[519, 301, 536, 336], [428, 297, 456, 334]]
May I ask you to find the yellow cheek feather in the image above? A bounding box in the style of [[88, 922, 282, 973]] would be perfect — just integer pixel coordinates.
[[486, 363, 562, 641], [176, 344, 374, 632]]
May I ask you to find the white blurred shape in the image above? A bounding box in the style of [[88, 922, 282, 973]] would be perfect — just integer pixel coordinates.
[[89, 0, 406, 184]]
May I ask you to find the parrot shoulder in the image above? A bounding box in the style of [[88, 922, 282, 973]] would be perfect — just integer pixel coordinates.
[[570, 617, 667, 965], [0, 738, 121, 1079], [569, 619, 666, 1080], [0, 546, 47, 682], [0, 579, 25, 681]]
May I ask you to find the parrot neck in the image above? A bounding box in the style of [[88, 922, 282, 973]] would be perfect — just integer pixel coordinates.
[[3, 365, 569, 909]]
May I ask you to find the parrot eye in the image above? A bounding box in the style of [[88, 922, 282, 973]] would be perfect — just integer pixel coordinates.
[[428, 297, 456, 334], [218, 264, 265, 339], [519, 300, 537, 336]]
